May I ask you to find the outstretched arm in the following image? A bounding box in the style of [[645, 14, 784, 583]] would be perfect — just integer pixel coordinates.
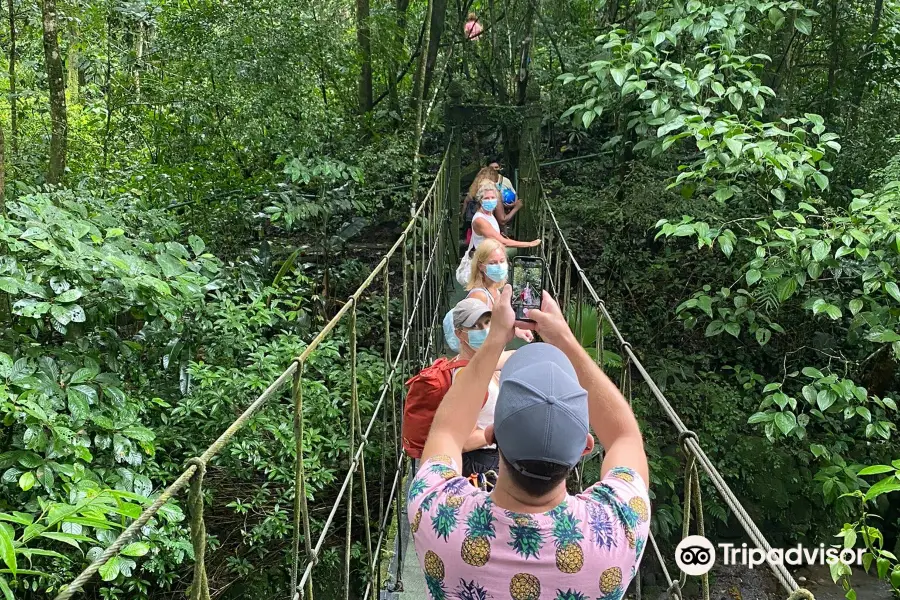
[[421, 287, 517, 467], [503, 200, 522, 221], [472, 218, 539, 249], [518, 292, 649, 484]]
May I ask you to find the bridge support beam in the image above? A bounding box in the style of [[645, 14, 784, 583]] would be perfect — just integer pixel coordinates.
[[518, 80, 541, 241], [446, 82, 463, 257]]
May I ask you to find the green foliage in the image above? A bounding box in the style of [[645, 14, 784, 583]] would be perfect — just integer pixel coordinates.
[[0, 191, 214, 596], [549, 0, 900, 552], [0, 192, 218, 335], [559, 0, 839, 208], [659, 182, 900, 358], [832, 462, 900, 597], [565, 303, 622, 369]]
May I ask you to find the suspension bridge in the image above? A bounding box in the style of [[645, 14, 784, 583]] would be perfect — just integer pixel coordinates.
[[38, 60, 827, 595], [49, 136, 817, 600]]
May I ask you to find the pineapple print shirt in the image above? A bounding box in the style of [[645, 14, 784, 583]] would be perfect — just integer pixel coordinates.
[[408, 455, 650, 600]]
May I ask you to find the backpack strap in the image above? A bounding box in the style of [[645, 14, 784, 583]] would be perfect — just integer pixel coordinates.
[[442, 358, 469, 371]]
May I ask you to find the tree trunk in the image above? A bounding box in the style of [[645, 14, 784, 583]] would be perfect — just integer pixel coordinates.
[[488, 0, 508, 105], [515, 0, 536, 105], [67, 22, 79, 103], [102, 13, 111, 170], [415, 0, 447, 103], [0, 115, 5, 215], [41, 0, 67, 184], [766, 13, 797, 116], [825, 0, 839, 117], [388, 0, 411, 116], [850, 0, 883, 115], [409, 0, 433, 210], [356, 0, 372, 114], [134, 21, 144, 102], [310, 5, 329, 110], [7, 0, 16, 160]]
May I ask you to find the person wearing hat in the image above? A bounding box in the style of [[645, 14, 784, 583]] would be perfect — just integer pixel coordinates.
[[408, 286, 649, 599], [449, 297, 515, 477]]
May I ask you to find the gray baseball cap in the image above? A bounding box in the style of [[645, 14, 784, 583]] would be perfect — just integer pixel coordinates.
[[453, 298, 491, 329], [494, 343, 589, 479]]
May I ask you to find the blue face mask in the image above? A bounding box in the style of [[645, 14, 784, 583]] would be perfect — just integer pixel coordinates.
[[466, 328, 489, 349], [481, 198, 498, 212], [484, 263, 508, 283]]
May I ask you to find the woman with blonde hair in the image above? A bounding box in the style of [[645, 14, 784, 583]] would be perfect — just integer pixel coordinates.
[[465, 238, 533, 342], [469, 183, 539, 251], [462, 165, 525, 243]]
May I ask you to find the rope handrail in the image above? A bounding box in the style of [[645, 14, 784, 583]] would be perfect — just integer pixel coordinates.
[[295, 186, 449, 595], [54, 142, 453, 600], [528, 147, 810, 599]]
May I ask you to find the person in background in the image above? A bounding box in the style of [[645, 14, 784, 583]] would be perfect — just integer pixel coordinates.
[[408, 287, 649, 599], [463, 164, 522, 242], [470, 183, 539, 251], [462, 166, 497, 246], [490, 161, 522, 234], [489, 162, 520, 211], [464, 12, 483, 41], [465, 238, 533, 343], [450, 298, 513, 477]]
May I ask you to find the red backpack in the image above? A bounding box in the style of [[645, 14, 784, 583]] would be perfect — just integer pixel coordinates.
[[403, 357, 485, 458]]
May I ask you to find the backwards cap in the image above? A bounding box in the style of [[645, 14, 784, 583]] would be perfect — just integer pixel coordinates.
[[494, 343, 589, 479]]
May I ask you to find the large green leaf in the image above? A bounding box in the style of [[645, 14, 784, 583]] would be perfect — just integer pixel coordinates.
[[0, 575, 12, 600], [55, 289, 83, 303], [794, 15, 812, 35], [610, 67, 628, 87], [0, 523, 14, 575], [188, 235, 206, 256], [155, 253, 185, 278], [121, 541, 150, 557], [775, 411, 797, 435], [811, 240, 830, 262], [99, 555, 121, 581], [67, 389, 90, 422], [865, 475, 900, 501], [17, 472, 34, 492], [0, 278, 19, 294]]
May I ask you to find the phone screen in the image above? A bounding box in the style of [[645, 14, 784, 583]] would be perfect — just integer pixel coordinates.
[[511, 258, 544, 321]]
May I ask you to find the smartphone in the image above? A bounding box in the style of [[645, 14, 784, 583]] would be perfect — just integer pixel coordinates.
[[511, 256, 544, 321]]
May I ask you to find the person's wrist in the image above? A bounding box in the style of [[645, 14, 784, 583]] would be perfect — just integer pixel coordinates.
[[551, 328, 579, 351], [485, 328, 510, 347]]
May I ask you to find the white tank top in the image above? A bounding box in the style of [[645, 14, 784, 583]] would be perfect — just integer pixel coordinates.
[[452, 366, 499, 449], [466, 287, 495, 309], [470, 211, 499, 250]]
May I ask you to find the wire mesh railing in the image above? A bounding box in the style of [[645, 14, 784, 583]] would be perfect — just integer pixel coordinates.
[[525, 146, 813, 600], [54, 143, 455, 600]]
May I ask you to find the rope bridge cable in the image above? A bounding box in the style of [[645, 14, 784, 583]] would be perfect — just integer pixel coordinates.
[[294, 148, 454, 599], [54, 142, 454, 600], [526, 147, 814, 600]]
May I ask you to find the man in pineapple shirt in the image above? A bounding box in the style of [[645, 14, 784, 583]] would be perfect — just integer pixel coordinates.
[[408, 285, 650, 600]]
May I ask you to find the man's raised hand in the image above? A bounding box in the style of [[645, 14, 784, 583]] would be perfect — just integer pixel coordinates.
[[489, 285, 517, 345], [518, 291, 576, 348]]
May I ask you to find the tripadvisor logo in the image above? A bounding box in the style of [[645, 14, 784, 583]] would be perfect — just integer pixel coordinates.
[[675, 536, 716, 576], [675, 535, 868, 576]]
